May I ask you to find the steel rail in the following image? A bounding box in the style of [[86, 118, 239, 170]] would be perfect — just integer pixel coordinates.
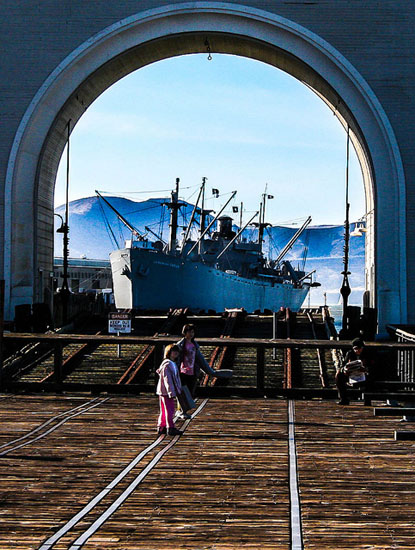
[[0, 397, 101, 451], [38, 399, 209, 550], [0, 398, 109, 457], [288, 399, 303, 550]]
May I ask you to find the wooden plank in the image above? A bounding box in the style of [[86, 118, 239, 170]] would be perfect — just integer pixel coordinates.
[[294, 401, 415, 549], [1, 395, 415, 548], [0, 396, 290, 549]]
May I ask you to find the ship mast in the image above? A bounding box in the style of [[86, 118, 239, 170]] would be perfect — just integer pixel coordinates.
[[238, 201, 243, 242], [165, 178, 182, 253], [256, 188, 272, 252], [179, 177, 205, 255], [198, 179, 214, 255], [187, 191, 237, 257]]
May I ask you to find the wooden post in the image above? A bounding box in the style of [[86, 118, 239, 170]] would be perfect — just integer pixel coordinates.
[[117, 331, 121, 358], [257, 346, 265, 395], [285, 347, 292, 389], [272, 311, 277, 360], [54, 342, 63, 385], [284, 308, 292, 389]]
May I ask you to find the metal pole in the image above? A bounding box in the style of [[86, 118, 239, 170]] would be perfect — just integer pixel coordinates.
[[187, 191, 237, 256], [239, 202, 243, 242], [168, 178, 180, 252], [340, 126, 351, 338], [274, 216, 312, 265], [60, 120, 71, 325], [198, 180, 206, 255], [180, 178, 204, 254], [117, 331, 121, 358]]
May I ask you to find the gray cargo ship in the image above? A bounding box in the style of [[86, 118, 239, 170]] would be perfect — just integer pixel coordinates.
[[100, 179, 315, 312]]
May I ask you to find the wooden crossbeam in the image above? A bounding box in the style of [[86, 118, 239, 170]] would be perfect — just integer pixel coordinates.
[[364, 392, 415, 406], [374, 381, 415, 388], [5, 333, 415, 351], [374, 407, 415, 416], [395, 431, 415, 441]]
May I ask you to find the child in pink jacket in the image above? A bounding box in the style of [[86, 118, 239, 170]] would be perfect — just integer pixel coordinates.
[[156, 344, 183, 436]]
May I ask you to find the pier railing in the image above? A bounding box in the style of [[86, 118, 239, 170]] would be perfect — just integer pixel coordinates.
[[387, 325, 415, 383], [1, 333, 414, 397]]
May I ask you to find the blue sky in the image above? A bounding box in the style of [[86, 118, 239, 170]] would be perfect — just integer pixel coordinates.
[[55, 53, 365, 226]]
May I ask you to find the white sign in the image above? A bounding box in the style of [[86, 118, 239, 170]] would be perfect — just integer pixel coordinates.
[[108, 312, 131, 334]]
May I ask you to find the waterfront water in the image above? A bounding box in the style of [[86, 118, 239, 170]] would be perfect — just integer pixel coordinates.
[[328, 304, 343, 333], [325, 304, 362, 334], [308, 304, 343, 333]]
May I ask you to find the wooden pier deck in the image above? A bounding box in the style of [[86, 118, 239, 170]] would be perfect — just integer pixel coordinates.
[[0, 394, 414, 549]]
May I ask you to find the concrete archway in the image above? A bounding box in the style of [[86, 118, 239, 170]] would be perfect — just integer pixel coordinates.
[[5, 2, 406, 332]]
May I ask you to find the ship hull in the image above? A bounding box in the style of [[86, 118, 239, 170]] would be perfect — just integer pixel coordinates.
[[110, 248, 309, 312]]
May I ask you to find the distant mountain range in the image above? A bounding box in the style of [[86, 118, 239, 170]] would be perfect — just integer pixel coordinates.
[[55, 195, 365, 306]]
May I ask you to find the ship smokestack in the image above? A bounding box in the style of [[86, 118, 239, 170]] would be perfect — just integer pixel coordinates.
[[218, 216, 234, 239]]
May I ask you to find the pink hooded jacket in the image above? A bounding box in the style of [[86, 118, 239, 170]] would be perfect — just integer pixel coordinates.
[[156, 359, 182, 398]]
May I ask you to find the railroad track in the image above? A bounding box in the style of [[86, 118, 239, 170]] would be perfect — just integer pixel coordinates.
[[4, 318, 107, 383], [279, 308, 336, 389], [0, 397, 109, 458], [0, 393, 304, 550], [3, 391, 412, 548], [37, 399, 210, 550]]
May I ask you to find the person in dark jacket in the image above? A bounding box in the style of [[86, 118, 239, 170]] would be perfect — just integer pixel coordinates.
[[335, 337, 375, 405]]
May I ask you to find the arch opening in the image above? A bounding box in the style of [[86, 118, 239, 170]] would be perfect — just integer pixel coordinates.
[[5, 4, 406, 332]]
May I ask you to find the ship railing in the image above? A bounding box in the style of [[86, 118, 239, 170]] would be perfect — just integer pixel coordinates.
[[1, 333, 413, 397]]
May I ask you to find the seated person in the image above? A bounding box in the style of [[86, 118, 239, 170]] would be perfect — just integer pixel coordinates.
[[336, 338, 375, 405]]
